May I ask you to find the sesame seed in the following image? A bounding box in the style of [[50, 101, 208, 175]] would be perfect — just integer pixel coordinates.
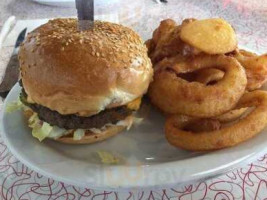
[[24, 19, 145, 64]]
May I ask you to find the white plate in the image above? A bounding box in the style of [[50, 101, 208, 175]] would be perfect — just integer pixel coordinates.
[[1, 83, 267, 190], [32, 0, 75, 7]]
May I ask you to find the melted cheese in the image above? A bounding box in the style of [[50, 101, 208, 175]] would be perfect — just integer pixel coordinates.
[[127, 97, 142, 110]]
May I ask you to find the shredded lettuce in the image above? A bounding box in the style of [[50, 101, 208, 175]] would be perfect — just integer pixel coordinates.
[[48, 126, 68, 139], [32, 121, 53, 142], [89, 116, 143, 134], [28, 113, 71, 141], [117, 116, 134, 130], [28, 113, 38, 128], [97, 151, 119, 164], [89, 128, 102, 134], [73, 129, 85, 140], [133, 117, 143, 125], [28, 113, 53, 141], [5, 99, 24, 113]]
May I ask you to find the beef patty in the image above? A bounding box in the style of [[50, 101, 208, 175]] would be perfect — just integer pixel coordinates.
[[20, 83, 133, 129]]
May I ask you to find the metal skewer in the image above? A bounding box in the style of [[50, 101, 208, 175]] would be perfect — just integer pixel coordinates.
[[75, 0, 94, 31]]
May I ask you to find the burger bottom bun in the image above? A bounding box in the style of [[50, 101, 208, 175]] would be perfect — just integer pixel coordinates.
[[23, 110, 128, 145], [56, 125, 126, 144]]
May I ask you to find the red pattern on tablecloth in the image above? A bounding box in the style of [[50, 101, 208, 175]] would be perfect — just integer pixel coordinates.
[[0, 138, 267, 199], [1, 0, 267, 199]]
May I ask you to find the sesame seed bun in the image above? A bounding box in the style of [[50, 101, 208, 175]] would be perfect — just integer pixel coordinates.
[[19, 18, 153, 117]]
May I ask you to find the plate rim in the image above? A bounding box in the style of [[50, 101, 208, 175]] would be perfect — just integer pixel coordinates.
[[1, 83, 267, 190]]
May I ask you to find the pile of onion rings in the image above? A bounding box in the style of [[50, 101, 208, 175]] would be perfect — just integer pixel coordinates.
[[165, 91, 267, 151], [147, 18, 267, 151]]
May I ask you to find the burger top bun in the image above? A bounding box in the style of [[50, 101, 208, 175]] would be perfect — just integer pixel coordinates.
[[19, 18, 153, 117]]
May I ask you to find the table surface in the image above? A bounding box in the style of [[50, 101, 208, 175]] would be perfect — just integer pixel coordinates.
[[0, 0, 76, 29], [1, 0, 267, 199]]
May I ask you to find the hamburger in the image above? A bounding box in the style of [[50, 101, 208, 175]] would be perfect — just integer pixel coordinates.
[[18, 18, 153, 144]]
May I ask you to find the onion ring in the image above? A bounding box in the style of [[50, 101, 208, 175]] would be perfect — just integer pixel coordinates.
[[147, 19, 200, 65], [165, 90, 267, 151], [194, 68, 247, 122], [148, 19, 181, 64], [195, 68, 224, 85], [180, 18, 237, 55], [213, 107, 247, 123], [149, 54, 247, 117], [183, 118, 221, 132], [233, 49, 267, 91]]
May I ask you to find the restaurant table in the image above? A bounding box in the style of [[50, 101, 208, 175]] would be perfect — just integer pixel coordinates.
[[1, 0, 267, 199]]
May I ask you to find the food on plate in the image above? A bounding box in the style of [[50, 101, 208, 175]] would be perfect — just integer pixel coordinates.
[[145, 19, 183, 64], [148, 54, 247, 118], [193, 68, 248, 123], [231, 49, 267, 91], [194, 68, 224, 85], [96, 151, 122, 164], [199, 50, 267, 91], [183, 118, 221, 132], [145, 18, 199, 65], [147, 17, 267, 151], [165, 91, 267, 151], [180, 18, 237, 54], [18, 18, 153, 143], [213, 107, 247, 123]]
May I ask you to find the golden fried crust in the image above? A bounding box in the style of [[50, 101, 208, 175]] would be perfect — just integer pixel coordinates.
[[149, 55, 247, 118], [165, 91, 267, 151], [213, 107, 247, 123], [180, 18, 237, 54], [148, 19, 185, 64], [195, 68, 224, 85], [233, 50, 267, 91]]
